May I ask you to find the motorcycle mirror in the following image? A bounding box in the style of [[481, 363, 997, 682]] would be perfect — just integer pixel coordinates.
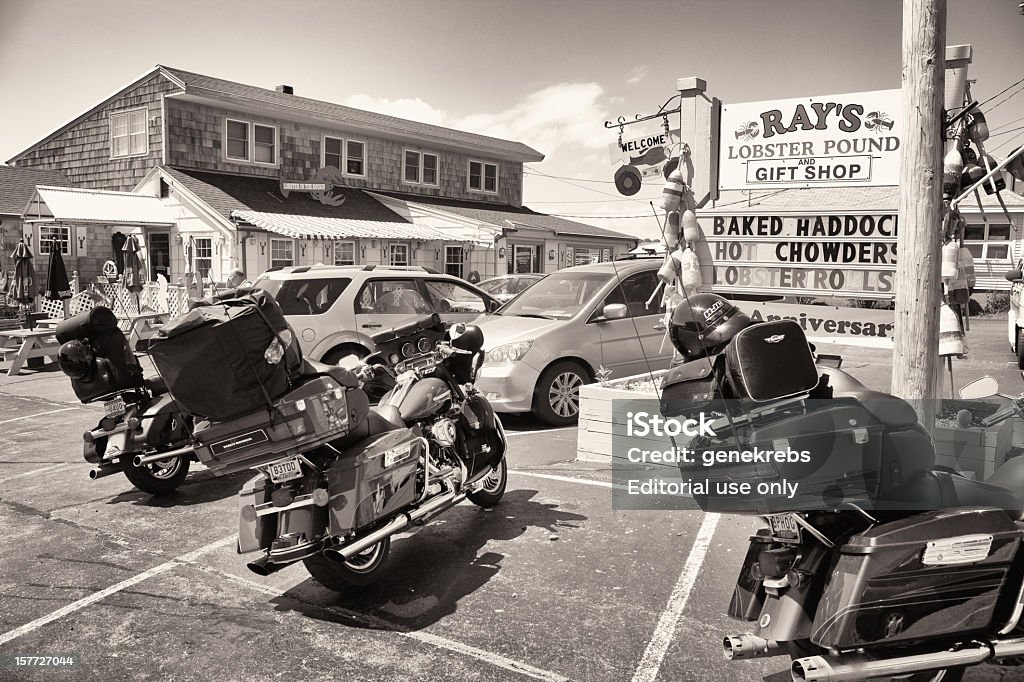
[[335, 354, 364, 370], [602, 303, 628, 320], [1005, 269, 1023, 282], [960, 376, 999, 400]]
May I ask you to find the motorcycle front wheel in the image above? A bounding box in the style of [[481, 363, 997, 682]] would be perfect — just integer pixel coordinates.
[[468, 458, 507, 508], [123, 455, 190, 495], [303, 537, 391, 592]]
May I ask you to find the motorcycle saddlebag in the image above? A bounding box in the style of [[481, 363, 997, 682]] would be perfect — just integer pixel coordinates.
[[191, 377, 370, 476], [325, 428, 424, 537], [724, 320, 819, 402], [458, 394, 505, 482], [812, 508, 1023, 649], [659, 354, 722, 418], [149, 288, 302, 420]]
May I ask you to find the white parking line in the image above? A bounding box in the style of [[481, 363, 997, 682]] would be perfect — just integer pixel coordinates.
[[503, 427, 575, 437], [0, 407, 79, 426], [0, 463, 69, 485], [510, 470, 617, 489], [630, 512, 721, 682], [0, 535, 235, 647]]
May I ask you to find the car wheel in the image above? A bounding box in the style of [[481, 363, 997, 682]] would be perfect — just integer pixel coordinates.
[[1017, 328, 1024, 370], [534, 361, 590, 426], [322, 344, 369, 365]]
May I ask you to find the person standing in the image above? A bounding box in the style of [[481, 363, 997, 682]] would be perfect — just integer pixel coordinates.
[[224, 268, 246, 289]]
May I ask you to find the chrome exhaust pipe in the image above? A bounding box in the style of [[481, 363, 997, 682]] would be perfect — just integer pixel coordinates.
[[723, 634, 783, 660], [792, 645, 991, 682], [407, 490, 465, 524], [88, 465, 121, 480], [327, 515, 409, 562], [132, 445, 193, 467], [246, 556, 292, 576], [991, 636, 1024, 659]]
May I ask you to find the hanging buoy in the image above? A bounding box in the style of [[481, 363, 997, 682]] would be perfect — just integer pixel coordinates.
[[948, 277, 970, 306], [679, 247, 702, 290], [659, 169, 686, 212], [681, 209, 701, 243], [657, 254, 677, 285], [961, 163, 985, 190], [978, 154, 1007, 195], [958, 247, 976, 288], [938, 303, 964, 356], [967, 111, 990, 144], [941, 242, 960, 281], [942, 148, 963, 197], [665, 211, 681, 245]]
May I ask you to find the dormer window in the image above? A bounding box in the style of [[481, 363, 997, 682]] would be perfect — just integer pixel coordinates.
[[403, 150, 439, 186], [225, 118, 278, 166], [110, 108, 148, 158], [323, 136, 366, 176], [254, 124, 276, 164], [226, 119, 249, 161], [468, 160, 498, 193]]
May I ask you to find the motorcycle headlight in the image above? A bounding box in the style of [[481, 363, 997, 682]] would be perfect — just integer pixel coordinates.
[[483, 340, 534, 366]]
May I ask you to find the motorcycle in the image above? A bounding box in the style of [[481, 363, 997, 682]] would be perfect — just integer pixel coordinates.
[[55, 306, 196, 495], [234, 313, 508, 590], [660, 318, 1024, 682]]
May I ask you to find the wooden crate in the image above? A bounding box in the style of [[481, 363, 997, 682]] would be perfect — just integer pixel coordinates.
[[577, 371, 667, 464], [932, 417, 1014, 480]]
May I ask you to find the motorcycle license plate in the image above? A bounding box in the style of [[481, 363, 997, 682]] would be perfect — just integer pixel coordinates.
[[104, 396, 126, 418], [267, 457, 302, 484], [767, 514, 802, 543]]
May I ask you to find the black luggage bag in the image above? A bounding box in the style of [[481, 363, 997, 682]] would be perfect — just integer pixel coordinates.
[[724, 320, 819, 402]]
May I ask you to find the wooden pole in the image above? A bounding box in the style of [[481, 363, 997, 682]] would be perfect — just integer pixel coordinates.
[[891, 0, 947, 429]]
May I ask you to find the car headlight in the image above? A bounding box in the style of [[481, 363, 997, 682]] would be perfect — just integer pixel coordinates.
[[483, 340, 534, 365]]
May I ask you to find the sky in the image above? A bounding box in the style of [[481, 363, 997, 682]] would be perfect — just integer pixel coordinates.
[[1, 0, 1022, 240]]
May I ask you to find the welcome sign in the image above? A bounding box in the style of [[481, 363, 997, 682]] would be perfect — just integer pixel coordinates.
[[719, 89, 902, 190]]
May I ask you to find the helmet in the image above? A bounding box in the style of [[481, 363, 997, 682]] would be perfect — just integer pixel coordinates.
[[669, 294, 750, 360], [447, 324, 484, 353], [58, 339, 96, 381]]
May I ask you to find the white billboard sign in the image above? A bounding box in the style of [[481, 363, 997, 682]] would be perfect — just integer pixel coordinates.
[[719, 89, 902, 190]]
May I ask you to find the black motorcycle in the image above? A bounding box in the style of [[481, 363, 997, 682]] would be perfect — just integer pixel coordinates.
[[56, 306, 195, 494]]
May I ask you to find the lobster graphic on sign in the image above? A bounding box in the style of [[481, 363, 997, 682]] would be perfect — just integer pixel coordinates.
[[279, 166, 348, 207]]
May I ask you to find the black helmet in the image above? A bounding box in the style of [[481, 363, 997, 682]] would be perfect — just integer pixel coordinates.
[[670, 294, 750, 360], [448, 323, 484, 353], [58, 339, 96, 381]]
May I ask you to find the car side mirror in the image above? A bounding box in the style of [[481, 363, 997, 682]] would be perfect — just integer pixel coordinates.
[[487, 299, 500, 313], [960, 376, 999, 400], [602, 303, 628, 320], [1005, 269, 1023, 283]]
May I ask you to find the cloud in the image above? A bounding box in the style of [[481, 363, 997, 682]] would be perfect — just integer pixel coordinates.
[[341, 94, 447, 125], [626, 65, 650, 86]]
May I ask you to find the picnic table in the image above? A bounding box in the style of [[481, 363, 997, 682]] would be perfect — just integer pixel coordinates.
[[117, 312, 167, 350], [0, 328, 61, 376]]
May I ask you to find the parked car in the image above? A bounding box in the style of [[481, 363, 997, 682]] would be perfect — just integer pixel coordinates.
[[474, 257, 671, 425], [477, 273, 545, 304], [252, 265, 500, 363], [1008, 257, 1024, 367]]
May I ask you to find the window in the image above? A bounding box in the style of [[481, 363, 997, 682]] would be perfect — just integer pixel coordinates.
[[601, 270, 663, 318], [444, 245, 464, 278], [254, 124, 276, 164], [469, 160, 498, 193], [110, 109, 148, 158], [572, 247, 606, 267], [389, 243, 410, 266], [423, 280, 488, 314], [355, 279, 432, 314], [271, 238, 294, 268], [262, 277, 351, 316], [334, 241, 356, 265], [38, 225, 71, 255], [324, 136, 366, 176], [194, 237, 213, 279], [346, 140, 365, 176], [226, 119, 249, 161], [403, 150, 439, 185], [964, 223, 1012, 260], [324, 136, 343, 169]]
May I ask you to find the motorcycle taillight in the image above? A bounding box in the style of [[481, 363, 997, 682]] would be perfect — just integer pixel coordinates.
[[757, 546, 798, 579]]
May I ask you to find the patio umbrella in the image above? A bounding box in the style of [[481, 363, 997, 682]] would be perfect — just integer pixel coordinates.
[[43, 239, 73, 307], [10, 241, 35, 306], [122, 235, 146, 312]]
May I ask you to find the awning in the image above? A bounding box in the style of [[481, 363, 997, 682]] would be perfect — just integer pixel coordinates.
[[25, 186, 175, 225], [231, 210, 477, 242]]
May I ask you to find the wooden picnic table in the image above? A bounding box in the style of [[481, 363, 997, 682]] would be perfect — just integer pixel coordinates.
[[0, 328, 61, 376], [116, 312, 167, 350]]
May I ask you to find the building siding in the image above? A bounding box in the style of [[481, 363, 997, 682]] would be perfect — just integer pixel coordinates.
[[12, 73, 181, 191], [164, 99, 524, 206]]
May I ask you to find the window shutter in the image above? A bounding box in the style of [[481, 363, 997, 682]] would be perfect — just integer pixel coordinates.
[[75, 225, 88, 256]]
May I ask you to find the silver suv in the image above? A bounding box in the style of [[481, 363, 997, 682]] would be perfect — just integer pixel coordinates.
[[252, 265, 500, 363]]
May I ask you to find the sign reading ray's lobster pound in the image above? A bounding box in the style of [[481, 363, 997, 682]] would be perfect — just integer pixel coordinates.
[[719, 89, 901, 190]]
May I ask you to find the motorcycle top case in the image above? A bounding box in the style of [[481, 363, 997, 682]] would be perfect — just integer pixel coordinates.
[[191, 376, 370, 476], [148, 288, 302, 421], [725, 320, 819, 402], [812, 507, 1023, 649], [325, 428, 424, 537]]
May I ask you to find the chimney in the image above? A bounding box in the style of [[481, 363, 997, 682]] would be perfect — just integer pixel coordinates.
[[276, 85, 294, 95]]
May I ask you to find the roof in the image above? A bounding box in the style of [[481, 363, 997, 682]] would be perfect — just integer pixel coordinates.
[[161, 166, 409, 223], [704, 185, 1024, 213], [27, 186, 174, 225], [372, 190, 638, 241], [0, 166, 74, 215], [231, 210, 474, 242], [158, 66, 544, 163]]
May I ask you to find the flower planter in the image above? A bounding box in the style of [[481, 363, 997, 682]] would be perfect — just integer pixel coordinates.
[[577, 371, 666, 464], [932, 408, 1014, 480]]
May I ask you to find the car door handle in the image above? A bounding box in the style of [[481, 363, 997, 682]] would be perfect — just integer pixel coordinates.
[[652, 321, 666, 331], [361, 323, 382, 329]]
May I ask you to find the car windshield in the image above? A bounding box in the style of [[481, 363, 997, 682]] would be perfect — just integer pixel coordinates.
[[499, 272, 612, 320]]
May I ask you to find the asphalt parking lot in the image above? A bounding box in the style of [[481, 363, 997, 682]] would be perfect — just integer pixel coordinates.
[[1, 318, 1023, 681]]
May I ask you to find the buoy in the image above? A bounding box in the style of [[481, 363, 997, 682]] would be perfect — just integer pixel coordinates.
[[665, 211, 680, 245], [948, 277, 970, 305], [938, 303, 964, 356], [958, 247, 976, 288], [967, 111, 989, 144], [659, 169, 686, 212], [961, 163, 985, 190], [978, 154, 1006, 195], [679, 247, 702, 290], [681, 209, 701, 243], [941, 242, 960, 281], [657, 254, 677, 285], [942, 148, 963, 197]]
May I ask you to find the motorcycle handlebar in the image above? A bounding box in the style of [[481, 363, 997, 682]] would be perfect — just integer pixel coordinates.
[[982, 405, 1019, 428]]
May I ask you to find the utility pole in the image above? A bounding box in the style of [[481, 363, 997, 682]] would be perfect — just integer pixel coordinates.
[[891, 0, 947, 426]]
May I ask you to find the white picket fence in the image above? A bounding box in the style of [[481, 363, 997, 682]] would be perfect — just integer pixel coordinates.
[[36, 279, 207, 321]]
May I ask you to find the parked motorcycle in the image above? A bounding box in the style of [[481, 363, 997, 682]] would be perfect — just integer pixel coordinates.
[[662, 318, 1024, 681], [56, 306, 196, 494]]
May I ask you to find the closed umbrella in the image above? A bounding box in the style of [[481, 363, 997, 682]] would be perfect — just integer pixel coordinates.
[[122, 235, 146, 312], [10, 241, 35, 305], [43, 239, 73, 316]]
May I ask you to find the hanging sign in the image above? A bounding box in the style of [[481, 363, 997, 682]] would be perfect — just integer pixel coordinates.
[[279, 166, 347, 206], [609, 127, 682, 195], [745, 300, 895, 348], [719, 89, 901, 190]]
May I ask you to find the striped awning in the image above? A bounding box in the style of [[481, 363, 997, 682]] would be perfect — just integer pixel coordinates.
[[231, 210, 475, 242]]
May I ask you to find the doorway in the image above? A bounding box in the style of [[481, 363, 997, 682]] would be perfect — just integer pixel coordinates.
[[149, 232, 170, 280]]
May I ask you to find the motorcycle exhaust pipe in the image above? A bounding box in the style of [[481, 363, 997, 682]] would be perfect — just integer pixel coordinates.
[[246, 556, 292, 577], [88, 465, 121, 480], [723, 634, 783, 660], [132, 445, 193, 467], [407, 490, 465, 524], [791, 645, 991, 682], [327, 515, 410, 562], [991, 636, 1024, 659]]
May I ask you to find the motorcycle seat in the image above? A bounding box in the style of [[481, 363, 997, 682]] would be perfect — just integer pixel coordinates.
[[368, 405, 405, 434], [299, 358, 360, 389], [820, 368, 919, 428]]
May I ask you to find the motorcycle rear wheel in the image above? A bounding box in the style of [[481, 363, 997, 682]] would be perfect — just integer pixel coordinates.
[[468, 459, 507, 508], [122, 455, 190, 495], [303, 537, 391, 592]]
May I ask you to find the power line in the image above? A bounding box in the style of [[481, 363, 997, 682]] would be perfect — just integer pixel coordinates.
[[990, 115, 1024, 134], [985, 85, 1024, 116], [524, 170, 617, 184], [977, 75, 1024, 109], [544, 189, 794, 219]]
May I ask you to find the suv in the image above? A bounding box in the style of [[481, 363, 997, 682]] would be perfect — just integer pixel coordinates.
[[252, 265, 500, 363], [474, 257, 672, 425]]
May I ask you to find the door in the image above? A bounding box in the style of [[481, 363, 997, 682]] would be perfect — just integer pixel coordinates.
[[512, 244, 540, 274], [593, 269, 671, 379], [421, 279, 493, 324], [149, 232, 170, 280], [353, 278, 434, 335]]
